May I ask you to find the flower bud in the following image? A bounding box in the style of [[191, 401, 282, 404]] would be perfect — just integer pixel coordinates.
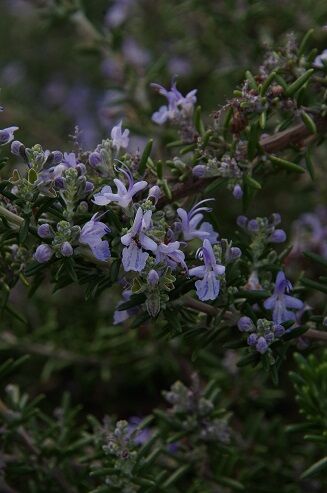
[[232, 184, 243, 200], [236, 215, 248, 228], [271, 213, 281, 225], [192, 164, 207, 177], [34, 244, 53, 263], [85, 181, 94, 193], [11, 140, 25, 156], [52, 150, 63, 165], [247, 219, 259, 232], [54, 177, 65, 189], [229, 247, 241, 260], [76, 163, 86, 176], [37, 223, 53, 239], [147, 269, 159, 286], [60, 241, 73, 257], [89, 151, 102, 167], [274, 324, 285, 337], [268, 229, 286, 243], [247, 333, 258, 346], [256, 336, 269, 354], [148, 185, 161, 204], [238, 316, 254, 332]]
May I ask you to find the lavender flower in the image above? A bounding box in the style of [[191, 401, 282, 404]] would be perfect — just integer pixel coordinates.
[[156, 241, 187, 270], [151, 81, 197, 125], [79, 213, 111, 261], [177, 199, 218, 244], [111, 121, 129, 152], [0, 126, 19, 146], [313, 49, 327, 68], [34, 244, 53, 263], [189, 239, 225, 301], [113, 290, 137, 325], [121, 208, 157, 272], [264, 271, 303, 324], [93, 165, 147, 208]]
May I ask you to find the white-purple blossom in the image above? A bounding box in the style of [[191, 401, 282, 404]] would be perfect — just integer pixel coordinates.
[[313, 49, 327, 68], [0, 126, 19, 146], [79, 213, 111, 261], [264, 271, 304, 324], [189, 239, 225, 301], [111, 121, 130, 152], [121, 208, 157, 272], [151, 81, 197, 125], [177, 199, 218, 244], [155, 241, 187, 271], [93, 165, 147, 209]]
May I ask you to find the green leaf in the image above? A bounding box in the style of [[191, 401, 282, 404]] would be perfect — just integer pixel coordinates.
[[286, 69, 314, 96], [162, 465, 190, 488], [301, 111, 317, 134], [303, 251, 327, 268], [298, 28, 314, 57], [245, 70, 257, 90], [139, 139, 153, 174], [194, 105, 205, 136], [19, 217, 30, 243], [305, 147, 315, 180], [269, 155, 305, 174], [244, 175, 262, 190], [301, 277, 327, 294], [260, 71, 276, 96], [301, 456, 327, 479], [218, 477, 245, 491], [28, 168, 38, 184]]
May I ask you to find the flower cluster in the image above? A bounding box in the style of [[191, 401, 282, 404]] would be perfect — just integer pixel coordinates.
[[238, 316, 286, 354]]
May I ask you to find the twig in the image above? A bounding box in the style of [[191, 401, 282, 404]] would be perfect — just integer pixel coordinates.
[[158, 114, 327, 207], [183, 296, 327, 343]]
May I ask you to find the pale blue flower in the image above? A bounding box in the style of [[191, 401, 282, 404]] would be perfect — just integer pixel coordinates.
[[113, 290, 138, 324], [121, 208, 157, 272], [79, 213, 110, 261], [0, 126, 19, 146], [177, 199, 218, 244], [151, 81, 197, 125], [93, 164, 147, 208], [264, 271, 303, 324], [155, 241, 187, 270], [313, 49, 327, 68], [111, 121, 129, 151], [189, 239, 225, 301]]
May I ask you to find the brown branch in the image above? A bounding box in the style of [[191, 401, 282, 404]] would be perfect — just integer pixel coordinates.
[[158, 114, 327, 207], [183, 296, 327, 343]]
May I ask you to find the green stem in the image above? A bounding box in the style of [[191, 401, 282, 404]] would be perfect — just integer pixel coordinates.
[[0, 205, 24, 227]]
